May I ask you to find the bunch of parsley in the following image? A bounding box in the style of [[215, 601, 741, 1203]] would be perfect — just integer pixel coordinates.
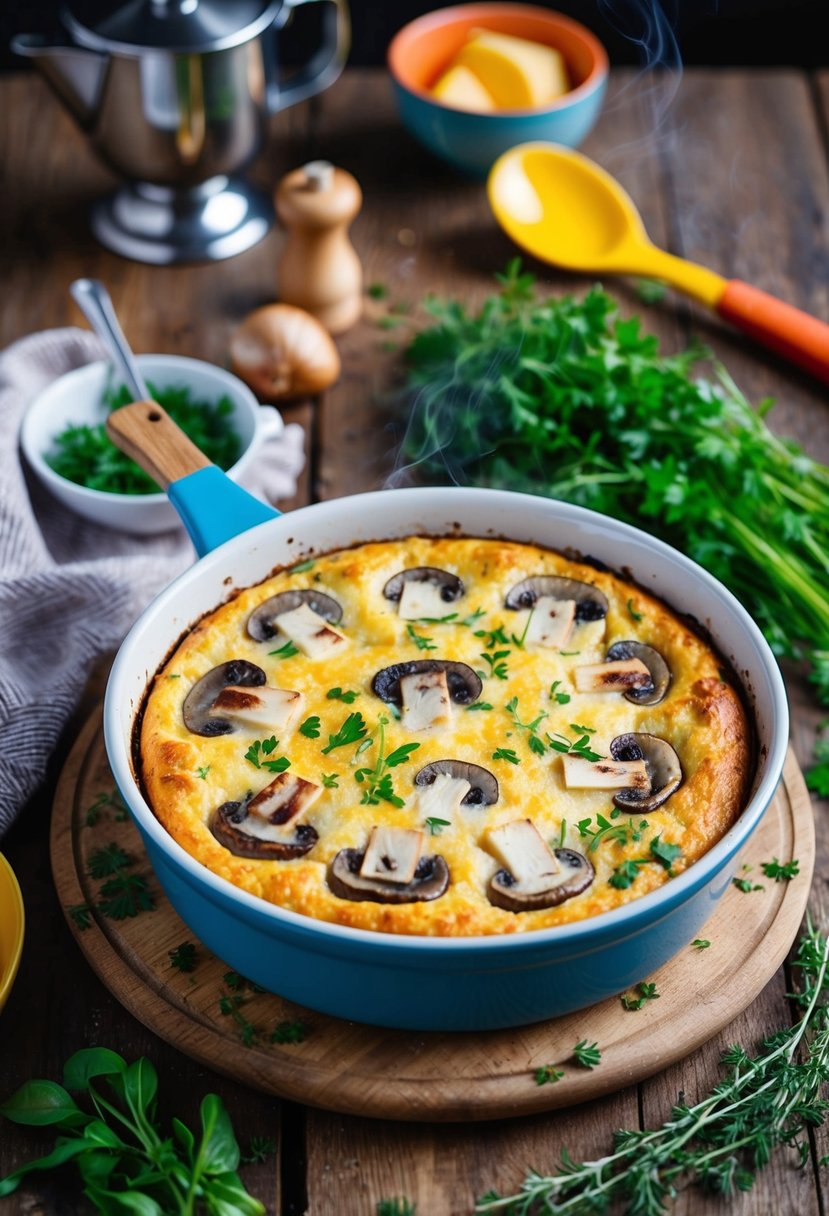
[[401, 263, 829, 703]]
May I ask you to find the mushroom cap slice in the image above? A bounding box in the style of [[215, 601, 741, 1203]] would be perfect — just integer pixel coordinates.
[[372, 660, 482, 706], [328, 848, 450, 903], [209, 801, 319, 860], [606, 640, 671, 705], [610, 732, 682, 811], [383, 566, 464, 603], [489, 848, 594, 913], [414, 760, 499, 806], [182, 660, 266, 736], [505, 575, 609, 622], [247, 590, 343, 641]]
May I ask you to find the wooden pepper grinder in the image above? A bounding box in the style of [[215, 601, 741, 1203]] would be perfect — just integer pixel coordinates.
[[275, 161, 362, 335]]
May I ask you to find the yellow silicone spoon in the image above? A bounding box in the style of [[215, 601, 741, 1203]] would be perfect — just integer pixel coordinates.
[[488, 142, 829, 384]]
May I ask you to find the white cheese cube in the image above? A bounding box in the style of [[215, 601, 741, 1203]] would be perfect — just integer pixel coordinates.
[[210, 685, 304, 734], [562, 755, 649, 790], [486, 819, 560, 895], [398, 580, 455, 621], [416, 772, 471, 820], [522, 596, 576, 649], [275, 602, 348, 658], [400, 668, 452, 731], [360, 826, 424, 885], [573, 658, 652, 693]]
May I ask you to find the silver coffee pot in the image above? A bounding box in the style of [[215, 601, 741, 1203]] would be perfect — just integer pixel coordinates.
[[13, 0, 350, 264]]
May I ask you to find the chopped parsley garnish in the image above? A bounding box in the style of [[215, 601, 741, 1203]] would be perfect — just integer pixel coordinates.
[[98, 873, 155, 920], [244, 736, 291, 772], [424, 817, 451, 836], [327, 686, 360, 703], [195, 765, 210, 780], [321, 711, 368, 754], [169, 941, 199, 972], [505, 696, 547, 756], [733, 876, 764, 893], [268, 640, 300, 659], [692, 938, 711, 950], [650, 835, 683, 874], [479, 649, 511, 680], [321, 772, 339, 788], [167, 673, 181, 679], [550, 680, 571, 705], [621, 982, 660, 1011], [609, 859, 649, 889], [290, 559, 316, 572], [535, 1065, 565, 1086], [412, 612, 458, 624], [354, 716, 420, 807], [546, 728, 602, 763], [511, 607, 534, 649], [573, 1040, 602, 1069], [299, 716, 322, 739], [492, 747, 520, 765], [271, 1019, 307, 1044], [466, 701, 493, 712], [88, 843, 131, 879], [762, 857, 800, 881], [627, 598, 644, 622], [67, 903, 93, 931], [406, 624, 437, 651]]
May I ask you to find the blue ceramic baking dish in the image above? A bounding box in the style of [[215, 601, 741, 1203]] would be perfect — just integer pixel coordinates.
[[104, 470, 788, 1031]]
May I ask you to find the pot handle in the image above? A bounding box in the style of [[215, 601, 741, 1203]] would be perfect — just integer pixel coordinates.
[[106, 400, 280, 557], [268, 0, 350, 112]]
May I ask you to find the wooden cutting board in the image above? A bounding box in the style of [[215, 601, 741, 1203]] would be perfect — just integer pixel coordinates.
[[51, 708, 814, 1123]]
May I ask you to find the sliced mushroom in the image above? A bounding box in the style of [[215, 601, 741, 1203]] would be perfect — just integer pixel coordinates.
[[247, 590, 342, 641], [383, 567, 464, 620], [609, 733, 682, 811], [183, 661, 266, 736], [270, 602, 348, 658], [486, 819, 594, 912], [328, 848, 450, 903], [414, 760, 499, 807], [372, 660, 482, 707], [209, 685, 304, 735], [606, 641, 671, 705], [522, 597, 577, 649], [361, 826, 425, 884], [505, 576, 609, 622], [562, 754, 649, 791], [209, 772, 322, 859], [573, 658, 653, 694], [400, 667, 451, 731]]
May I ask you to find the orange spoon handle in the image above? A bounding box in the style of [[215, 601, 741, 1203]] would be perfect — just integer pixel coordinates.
[[717, 280, 829, 384]]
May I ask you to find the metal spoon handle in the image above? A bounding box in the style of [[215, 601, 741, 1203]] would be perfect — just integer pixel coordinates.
[[70, 278, 150, 402]]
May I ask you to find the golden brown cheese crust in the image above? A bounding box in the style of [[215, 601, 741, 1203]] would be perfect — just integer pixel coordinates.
[[140, 537, 751, 936]]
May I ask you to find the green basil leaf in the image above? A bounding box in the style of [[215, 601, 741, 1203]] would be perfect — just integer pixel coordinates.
[[122, 1057, 158, 1121], [63, 1047, 126, 1092], [172, 1115, 195, 1160], [198, 1094, 241, 1174], [202, 1170, 267, 1215], [0, 1080, 88, 1127], [0, 1138, 91, 1197], [76, 1148, 120, 1188], [82, 1119, 126, 1150], [83, 1185, 164, 1215]]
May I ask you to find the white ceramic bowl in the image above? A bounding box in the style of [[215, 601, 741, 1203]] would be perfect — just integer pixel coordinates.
[[20, 354, 283, 535]]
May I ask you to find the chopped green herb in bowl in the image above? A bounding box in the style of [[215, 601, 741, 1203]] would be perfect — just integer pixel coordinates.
[[20, 353, 281, 535]]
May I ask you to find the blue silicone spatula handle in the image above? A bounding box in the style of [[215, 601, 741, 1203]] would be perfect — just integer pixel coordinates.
[[106, 400, 280, 556]]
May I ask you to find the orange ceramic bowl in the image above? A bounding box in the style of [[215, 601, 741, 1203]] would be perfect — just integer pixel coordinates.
[[388, 3, 608, 175], [0, 853, 24, 1014]]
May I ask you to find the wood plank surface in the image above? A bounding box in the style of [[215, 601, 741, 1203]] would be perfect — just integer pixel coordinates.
[[1, 65, 828, 1215]]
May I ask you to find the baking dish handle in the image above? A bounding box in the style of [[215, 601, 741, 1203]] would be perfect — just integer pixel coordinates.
[[106, 400, 280, 557]]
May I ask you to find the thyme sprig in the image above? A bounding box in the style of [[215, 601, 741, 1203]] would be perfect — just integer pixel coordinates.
[[477, 921, 829, 1215]]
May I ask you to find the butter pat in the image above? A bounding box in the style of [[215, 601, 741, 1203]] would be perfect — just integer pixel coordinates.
[[454, 29, 570, 109], [431, 63, 497, 112]]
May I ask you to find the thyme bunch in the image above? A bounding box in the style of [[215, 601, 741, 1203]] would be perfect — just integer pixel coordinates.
[[477, 921, 829, 1214]]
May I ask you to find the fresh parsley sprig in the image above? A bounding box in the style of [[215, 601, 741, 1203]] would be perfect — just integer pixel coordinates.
[[504, 696, 547, 756], [321, 711, 368, 755], [573, 1040, 602, 1069], [547, 727, 603, 763], [244, 736, 291, 773], [354, 715, 420, 807]]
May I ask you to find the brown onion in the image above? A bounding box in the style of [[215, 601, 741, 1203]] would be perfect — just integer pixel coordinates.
[[230, 304, 341, 401]]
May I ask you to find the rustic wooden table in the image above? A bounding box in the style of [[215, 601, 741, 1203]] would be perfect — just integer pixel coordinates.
[[1, 65, 829, 1215]]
